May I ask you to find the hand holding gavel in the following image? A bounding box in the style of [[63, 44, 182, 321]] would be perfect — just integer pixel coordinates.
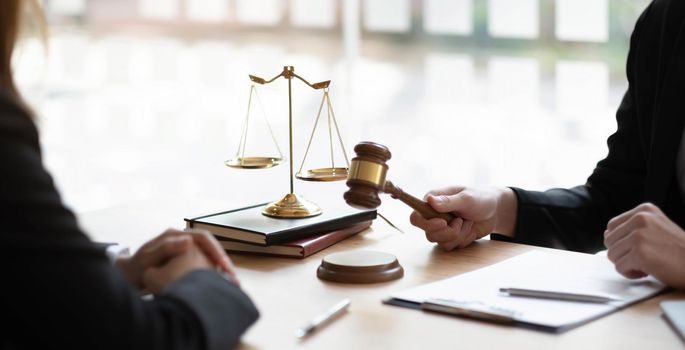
[[343, 142, 455, 222]]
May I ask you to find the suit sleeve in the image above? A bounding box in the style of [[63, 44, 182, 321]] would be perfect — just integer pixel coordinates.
[[505, 8, 649, 253], [0, 102, 258, 349]]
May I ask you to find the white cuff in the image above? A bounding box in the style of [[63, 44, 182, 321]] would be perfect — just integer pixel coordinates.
[[105, 244, 130, 263]]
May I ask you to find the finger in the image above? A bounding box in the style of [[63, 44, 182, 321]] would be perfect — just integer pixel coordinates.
[[606, 231, 635, 264], [423, 186, 466, 200], [460, 220, 474, 236], [426, 227, 460, 243], [456, 220, 476, 248], [409, 211, 427, 228], [448, 217, 468, 247], [614, 251, 647, 279], [424, 218, 449, 232], [426, 192, 471, 215], [410, 211, 448, 231], [149, 228, 231, 268], [426, 218, 463, 243], [448, 217, 464, 230], [192, 233, 238, 282], [438, 236, 463, 251], [142, 228, 186, 253], [427, 218, 463, 243], [184, 229, 233, 273], [138, 229, 176, 252], [626, 270, 648, 279], [604, 213, 645, 248], [606, 203, 658, 231], [222, 256, 240, 286], [140, 236, 192, 268]]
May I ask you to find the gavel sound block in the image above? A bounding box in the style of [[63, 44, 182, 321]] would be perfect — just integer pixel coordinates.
[[344, 142, 455, 222]]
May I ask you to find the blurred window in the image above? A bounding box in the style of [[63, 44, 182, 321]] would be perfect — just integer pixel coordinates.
[[236, 0, 285, 25], [556, 61, 609, 114], [556, 0, 609, 42], [186, 0, 230, 23], [290, 0, 336, 28], [139, 0, 181, 20], [487, 0, 539, 39], [363, 0, 412, 33], [47, 0, 86, 16], [487, 57, 540, 106], [423, 0, 473, 35], [424, 53, 475, 100]]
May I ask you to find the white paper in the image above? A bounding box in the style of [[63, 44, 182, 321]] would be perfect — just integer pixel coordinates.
[[389, 250, 665, 330]]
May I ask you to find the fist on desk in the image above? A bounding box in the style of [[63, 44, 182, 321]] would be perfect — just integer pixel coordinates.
[[604, 203, 685, 289], [409, 186, 518, 251]]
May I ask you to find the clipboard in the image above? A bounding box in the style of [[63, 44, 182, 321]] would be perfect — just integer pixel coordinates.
[[384, 251, 665, 332], [421, 298, 516, 324]]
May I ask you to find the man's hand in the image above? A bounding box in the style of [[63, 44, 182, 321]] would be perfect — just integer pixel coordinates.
[[116, 228, 238, 289], [142, 243, 215, 294], [604, 203, 685, 289], [409, 186, 518, 251]]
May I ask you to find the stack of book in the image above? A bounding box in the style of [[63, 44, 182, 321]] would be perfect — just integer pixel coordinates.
[[184, 203, 376, 258]]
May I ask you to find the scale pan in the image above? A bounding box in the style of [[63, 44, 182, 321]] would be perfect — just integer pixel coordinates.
[[296, 167, 348, 182], [225, 157, 284, 169]]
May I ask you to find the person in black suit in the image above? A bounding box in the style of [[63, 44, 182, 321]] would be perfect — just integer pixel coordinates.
[[410, 0, 685, 289], [0, 1, 258, 349]]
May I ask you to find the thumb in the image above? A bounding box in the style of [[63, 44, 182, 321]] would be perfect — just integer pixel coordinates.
[[427, 193, 468, 214], [144, 236, 192, 269]]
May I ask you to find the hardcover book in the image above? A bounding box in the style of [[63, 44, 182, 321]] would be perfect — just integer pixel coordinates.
[[184, 202, 376, 246], [217, 221, 372, 258]]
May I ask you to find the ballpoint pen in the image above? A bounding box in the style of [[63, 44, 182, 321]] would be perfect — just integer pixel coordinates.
[[499, 287, 622, 303], [295, 298, 351, 338]]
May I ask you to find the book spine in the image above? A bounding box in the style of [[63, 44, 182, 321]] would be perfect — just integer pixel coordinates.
[[301, 222, 372, 257], [265, 210, 377, 245]]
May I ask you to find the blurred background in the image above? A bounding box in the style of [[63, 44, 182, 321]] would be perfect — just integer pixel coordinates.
[[14, 0, 650, 226]]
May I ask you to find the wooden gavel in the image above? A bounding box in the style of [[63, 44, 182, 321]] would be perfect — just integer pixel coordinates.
[[344, 142, 455, 222]]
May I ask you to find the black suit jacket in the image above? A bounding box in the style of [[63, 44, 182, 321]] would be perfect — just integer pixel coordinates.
[[0, 89, 258, 348], [508, 0, 685, 253]]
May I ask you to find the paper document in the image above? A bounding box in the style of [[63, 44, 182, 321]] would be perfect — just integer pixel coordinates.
[[386, 250, 665, 332]]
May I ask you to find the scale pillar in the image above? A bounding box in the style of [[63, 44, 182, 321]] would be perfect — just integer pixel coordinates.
[[262, 66, 321, 218]]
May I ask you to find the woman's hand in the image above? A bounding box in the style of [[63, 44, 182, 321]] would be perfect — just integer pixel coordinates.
[[115, 228, 238, 289], [409, 186, 518, 251], [604, 203, 685, 289]]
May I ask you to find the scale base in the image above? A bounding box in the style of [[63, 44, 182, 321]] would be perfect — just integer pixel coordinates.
[[262, 193, 322, 218]]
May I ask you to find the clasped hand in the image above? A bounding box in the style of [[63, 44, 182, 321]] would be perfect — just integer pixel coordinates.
[[115, 228, 238, 294]]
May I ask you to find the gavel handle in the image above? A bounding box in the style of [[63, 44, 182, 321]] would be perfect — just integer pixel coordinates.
[[383, 181, 455, 222]]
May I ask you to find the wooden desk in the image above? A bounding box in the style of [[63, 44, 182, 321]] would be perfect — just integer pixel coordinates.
[[81, 198, 685, 350]]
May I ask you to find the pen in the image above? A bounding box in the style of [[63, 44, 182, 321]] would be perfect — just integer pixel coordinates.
[[295, 298, 351, 338], [499, 287, 622, 303]]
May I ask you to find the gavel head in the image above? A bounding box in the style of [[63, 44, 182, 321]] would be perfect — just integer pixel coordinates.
[[344, 142, 392, 209]]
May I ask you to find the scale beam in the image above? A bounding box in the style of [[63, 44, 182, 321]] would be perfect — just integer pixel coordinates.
[[249, 66, 330, 90]]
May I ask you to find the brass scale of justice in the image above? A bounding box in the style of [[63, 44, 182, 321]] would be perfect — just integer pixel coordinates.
[[225, 65, 350, 218], [226, 66, 456, 283]]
